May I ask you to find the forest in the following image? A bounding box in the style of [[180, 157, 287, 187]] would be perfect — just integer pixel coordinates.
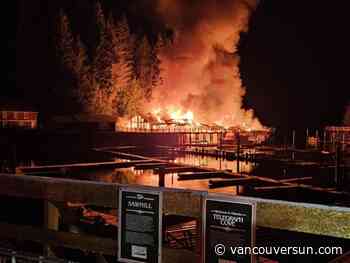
[[55, 1, 167, 119]]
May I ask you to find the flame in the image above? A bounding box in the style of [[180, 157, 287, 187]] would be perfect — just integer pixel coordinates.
[[148, 106, 262, 131]]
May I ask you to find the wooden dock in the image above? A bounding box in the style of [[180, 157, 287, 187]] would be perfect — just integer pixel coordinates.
[[16, 160, 155, 174]]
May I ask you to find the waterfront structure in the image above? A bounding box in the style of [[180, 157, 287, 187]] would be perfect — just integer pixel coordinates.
[[0, 101, 38, 129]]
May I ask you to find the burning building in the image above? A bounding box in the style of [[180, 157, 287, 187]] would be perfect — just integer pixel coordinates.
[[122, 1, 266, 126], [144, 0, 264, 131], [118, 0, 271, 145]]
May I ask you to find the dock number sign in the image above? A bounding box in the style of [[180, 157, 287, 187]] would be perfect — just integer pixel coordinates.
[[118, 187, 162, 263], [204, 197, 256, 263]]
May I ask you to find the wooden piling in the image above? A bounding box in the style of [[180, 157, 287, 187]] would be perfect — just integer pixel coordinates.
[[43, 201, 60, 257], [159, 168, 165, 187]]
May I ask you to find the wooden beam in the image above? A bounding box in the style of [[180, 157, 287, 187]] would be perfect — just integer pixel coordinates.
[[93, 149, 150, 160], [134, 162, 169, 170], [155, 167, 201, 174], [0, 222, 117, 256], [17, 160, 154, 174], [279, 177, 313, 183], [209, 177, 257, 188], [1, 174, 350, 238], [253, 185, 300, 191], [0, 174, 117, 208], [177, 172, 231, 180]]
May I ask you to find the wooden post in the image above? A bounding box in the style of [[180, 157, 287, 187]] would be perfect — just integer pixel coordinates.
[[11, 251, 16, 263], [159, 168, 165, 187], [43, 201, 60, 257], [335, 144, 342, 189]]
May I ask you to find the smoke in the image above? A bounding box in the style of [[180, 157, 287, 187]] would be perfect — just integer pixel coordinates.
[[148, 0, 263, 129]]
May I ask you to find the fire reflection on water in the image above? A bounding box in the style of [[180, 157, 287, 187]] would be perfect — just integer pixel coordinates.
[[75, 154, 254, 195]]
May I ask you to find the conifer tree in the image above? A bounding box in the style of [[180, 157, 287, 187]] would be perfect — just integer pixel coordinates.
[[92, 2, 114, 93], [150, 34, 166, 92], [74, 36, 96, 114], [135, 36, 152, 100], [56, 10, 75, 72], [55, 10, 81, 113], [112, 15, 135, 90]]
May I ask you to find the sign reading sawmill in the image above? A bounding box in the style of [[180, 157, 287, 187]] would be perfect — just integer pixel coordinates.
[[118, 187, 162, 263]]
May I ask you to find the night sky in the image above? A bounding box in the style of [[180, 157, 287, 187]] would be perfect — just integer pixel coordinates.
[[12, 0, 350, 130]]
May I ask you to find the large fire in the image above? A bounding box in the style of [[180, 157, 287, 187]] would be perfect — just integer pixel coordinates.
[[120, 105, 269, 134], [120, 0, 269, 134], [152, 107, 197, 125], [145, 0, 265, 132]]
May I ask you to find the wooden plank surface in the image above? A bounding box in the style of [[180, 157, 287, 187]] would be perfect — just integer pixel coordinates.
[[0, 222, 117, 256], [1, 174, 350, 238], [17, 160, 153, 174], [0, 174, 117, 208]]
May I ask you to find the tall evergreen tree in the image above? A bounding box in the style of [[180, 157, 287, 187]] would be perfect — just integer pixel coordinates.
[[112, 15, 135, 90], [56, 10, 75, 72], [74, 36, 96, 114], [94, 1, 105, 44], [150, 34, 166, 93], [92, 2, 114, 94], [55, 10, 81, 113], [135, 36, 152, 100], [116, 78, 144, 117]]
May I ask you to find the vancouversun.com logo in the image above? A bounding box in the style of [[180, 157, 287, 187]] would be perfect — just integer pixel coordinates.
[[213, 244, 343, 256]]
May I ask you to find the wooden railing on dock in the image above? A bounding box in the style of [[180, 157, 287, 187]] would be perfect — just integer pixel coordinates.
[[0, 173, 349, 262]]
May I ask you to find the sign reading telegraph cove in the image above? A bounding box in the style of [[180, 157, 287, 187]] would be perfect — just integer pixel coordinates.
[[118, 187, 162, 263], [204, 197, 256, 263]]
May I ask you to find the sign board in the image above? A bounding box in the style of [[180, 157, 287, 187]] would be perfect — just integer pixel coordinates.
[[204, 196, 256, 263], [118, 187, 162, 263]]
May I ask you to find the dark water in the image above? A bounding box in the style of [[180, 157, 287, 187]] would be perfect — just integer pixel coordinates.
[[41, 154, 255, 195], [10, 149, 350, 207]]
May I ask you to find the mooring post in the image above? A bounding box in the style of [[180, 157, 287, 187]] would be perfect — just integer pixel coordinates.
[[335, 143, 342, 189], [291, 130, 296, 161], [43, 201, 60, 257], [315, 129, 319, 149], [11, 251, 16, 263], [158, 167, 165, 187]]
